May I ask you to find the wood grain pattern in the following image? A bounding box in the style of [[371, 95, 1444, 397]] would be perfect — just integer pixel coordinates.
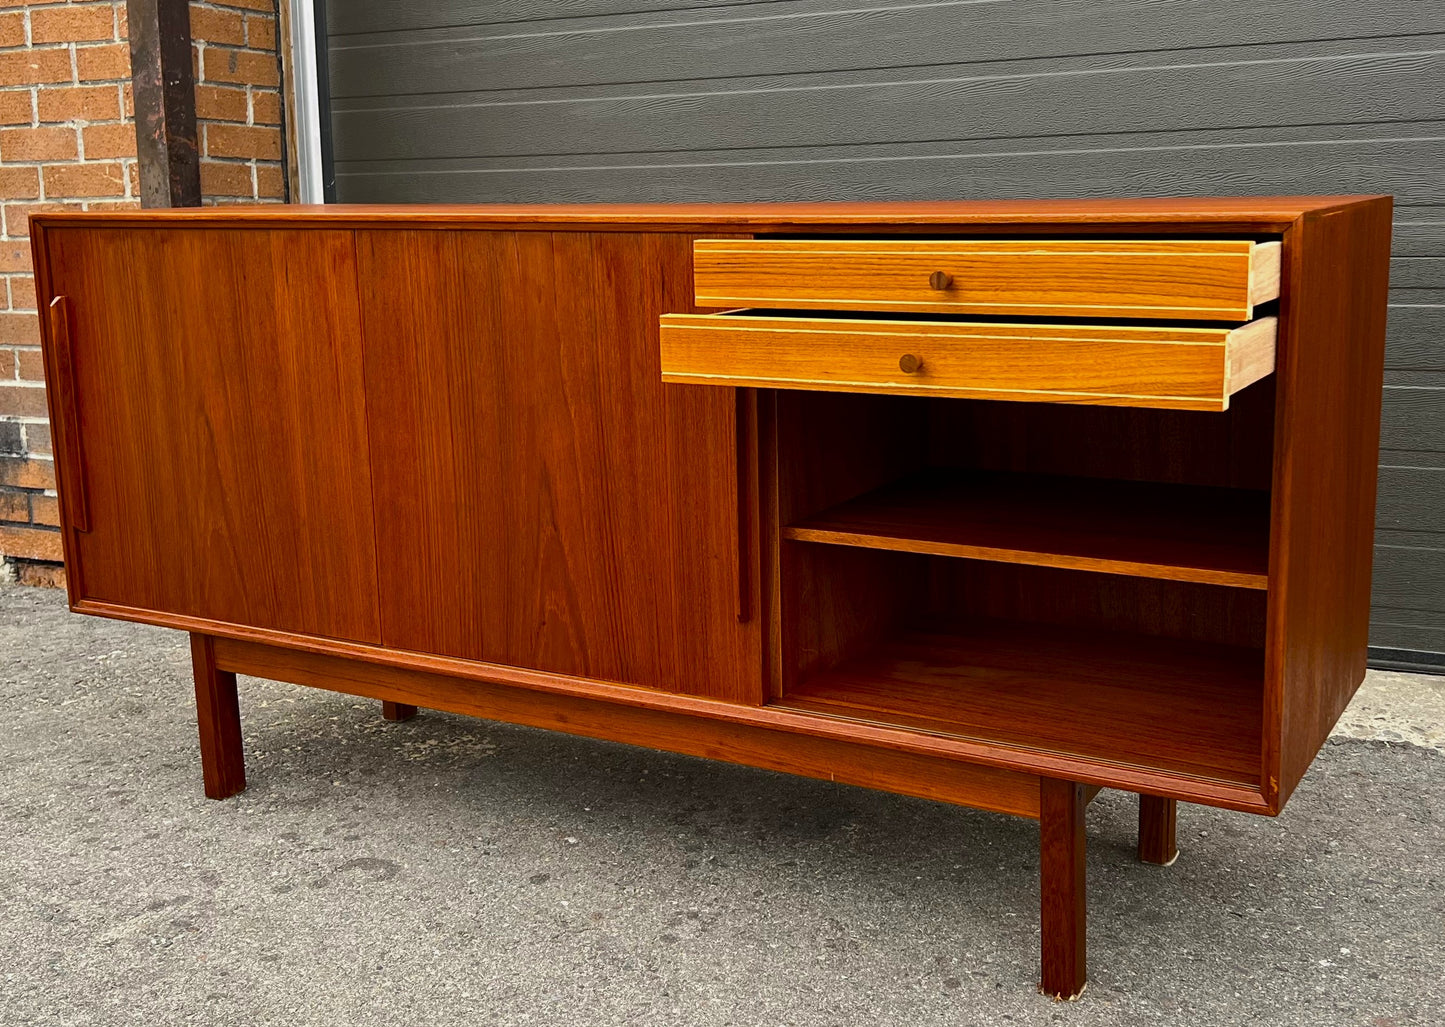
[[1249, 241, 1282, 307], [693, 238, 1278, 320], [211, 636, 1044, 818], [734, 388, 759, 623], [773, 391, 928, 526], [777, 618, 1265, 787], [1228, 317, 1280, 396], [783, 470, 1270, 589], [27, 198, 1388, 828], [355, 229, 761, 701], [1039, 778, 1088, 1000], [74, 591, 1276, 813], [926, 386, 1276, 491], [662, 311, 1277, 411], [781, 541, 926, 697], [38, 226, 382, 643], [1264, 197, 1393, 809], [763, 380, 1274, 808], [1137, 795, 1179, 866], [771, 392, 929, 695], [28, 196, 1372, 233], [190, 634, 245, 800], [381, 701, 417, 722], [929, 561, 1268, 652], [43, 296, 89, 533]]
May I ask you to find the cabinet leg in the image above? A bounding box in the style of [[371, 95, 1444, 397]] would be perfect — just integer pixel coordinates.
[[1039, 777, 1087, 999], [189, 634, 245, 800], [382, 701, 417, 722], [1137, 794, 1179, 866]]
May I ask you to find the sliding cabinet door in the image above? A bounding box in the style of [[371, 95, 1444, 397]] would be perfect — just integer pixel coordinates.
[[41, 227, 381, 643], [358, 229, 760, 701]]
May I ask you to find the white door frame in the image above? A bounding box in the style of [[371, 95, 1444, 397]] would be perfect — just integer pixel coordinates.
[[287, 0, 326, 203]]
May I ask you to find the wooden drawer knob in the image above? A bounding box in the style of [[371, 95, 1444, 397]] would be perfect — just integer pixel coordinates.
[[899, 353, 924, 374], [929, 270, 953, 291]]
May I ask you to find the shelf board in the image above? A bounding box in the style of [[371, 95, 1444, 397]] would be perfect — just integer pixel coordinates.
[[782, 470, 1269, 589], [775, 619, 1264, 786]]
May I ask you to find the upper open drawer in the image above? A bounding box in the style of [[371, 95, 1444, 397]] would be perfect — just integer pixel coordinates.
[[693, 238, 1282, 321]]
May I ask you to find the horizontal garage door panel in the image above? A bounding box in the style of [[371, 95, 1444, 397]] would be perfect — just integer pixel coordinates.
[[1377, 210, 1445, 656], [1391, 258, 1445, 290], [329, 0, 784, 35], [330, 0, 1445, 45], [1369, 608, 1445, 655], [1378, 466, 1445, 534], [333, 130, 1445, 206], [1386, 304, 1445, 369], [1374, 547, 1445, 615], [1381, 387, 1445, 452], [331, 37, 1445, 162], [1393, 219, 1445, 256], [329, 3, 1445, 98]]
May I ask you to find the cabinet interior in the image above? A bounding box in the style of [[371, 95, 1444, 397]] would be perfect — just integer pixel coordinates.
[[767, 382, 1276, 787]]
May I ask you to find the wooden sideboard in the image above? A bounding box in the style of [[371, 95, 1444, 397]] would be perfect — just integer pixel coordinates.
[[30, 197, 1391, 998]]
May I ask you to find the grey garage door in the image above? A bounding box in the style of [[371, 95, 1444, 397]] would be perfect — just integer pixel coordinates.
[[320, 0, 1445, 668]]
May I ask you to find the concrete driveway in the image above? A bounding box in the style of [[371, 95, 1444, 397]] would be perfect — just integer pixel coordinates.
[[2, 584, 1441, 1027]]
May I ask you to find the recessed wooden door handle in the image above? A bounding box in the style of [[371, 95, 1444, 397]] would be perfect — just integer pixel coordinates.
[[899, 354, 924, 374], [734, 388, 754, 624], [48, 296, 91, 532], [929, 270, 953, 290]]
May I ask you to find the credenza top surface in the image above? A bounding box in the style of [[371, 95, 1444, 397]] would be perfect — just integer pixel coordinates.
[[29, 195, 1387, 233]]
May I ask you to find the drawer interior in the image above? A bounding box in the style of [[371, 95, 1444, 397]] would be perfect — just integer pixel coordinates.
[[765, 387, 1274, 789]]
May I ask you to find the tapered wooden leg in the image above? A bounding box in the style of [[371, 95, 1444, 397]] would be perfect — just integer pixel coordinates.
[[190, 634, 245, 800], [1039, 777, 1087, 999], [382, 701, 417, 722], [1137, 794, 1179, 866]]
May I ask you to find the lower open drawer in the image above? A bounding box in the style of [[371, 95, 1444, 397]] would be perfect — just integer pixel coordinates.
[[659, 310, 1277, 411]]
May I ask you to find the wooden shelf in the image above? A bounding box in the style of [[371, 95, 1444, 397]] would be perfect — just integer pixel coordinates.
[[775, 619, 1264, 786], [782, 470, 1270, 589]]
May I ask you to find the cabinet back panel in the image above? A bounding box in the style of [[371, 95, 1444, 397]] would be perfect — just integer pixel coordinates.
[[781, 541, 927, 693], [780, 548, 1264, 695], [357, 230, 761, 700], [928, 561, 1267, 650], [927, 384, 1275, 489], [776, 383, 1276, 527], [43, 227, 382, 643], [775, 390, 928, 524]]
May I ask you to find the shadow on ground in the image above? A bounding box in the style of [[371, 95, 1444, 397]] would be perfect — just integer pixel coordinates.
[[1, 585, 1440, 1026]]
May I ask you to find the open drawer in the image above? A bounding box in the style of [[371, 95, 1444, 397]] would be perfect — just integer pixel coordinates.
[[659, 310, 1278, 411], [693, 238, 1282, 321]]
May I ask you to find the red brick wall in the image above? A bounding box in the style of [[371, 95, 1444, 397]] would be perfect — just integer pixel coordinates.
[[0, 1, 137, 583], [0, 0, 290, 586], [192, 0, 285, 202]]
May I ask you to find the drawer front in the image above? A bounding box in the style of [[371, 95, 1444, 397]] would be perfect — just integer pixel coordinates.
[[659, 313, 1277, 411], [693, 239, 1281, 321]]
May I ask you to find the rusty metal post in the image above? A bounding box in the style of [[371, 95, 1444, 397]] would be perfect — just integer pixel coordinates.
[[126, 0, 201, 207]]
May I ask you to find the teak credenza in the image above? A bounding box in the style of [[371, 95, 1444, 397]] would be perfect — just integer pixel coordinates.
[[30, 197, 1392, 998]]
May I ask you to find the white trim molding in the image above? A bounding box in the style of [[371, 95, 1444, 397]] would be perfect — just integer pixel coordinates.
[[287, 0, 326, 203]]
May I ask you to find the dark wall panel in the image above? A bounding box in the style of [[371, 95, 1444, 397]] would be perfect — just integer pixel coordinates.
[[331, 131, 1443, 206], [328, 3, 1445, 98], [1377, 467, 1445, 535], [330, 40, 1445, 163], [1386, 303, 1445, 369], [324, 0, 1445, 660]]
